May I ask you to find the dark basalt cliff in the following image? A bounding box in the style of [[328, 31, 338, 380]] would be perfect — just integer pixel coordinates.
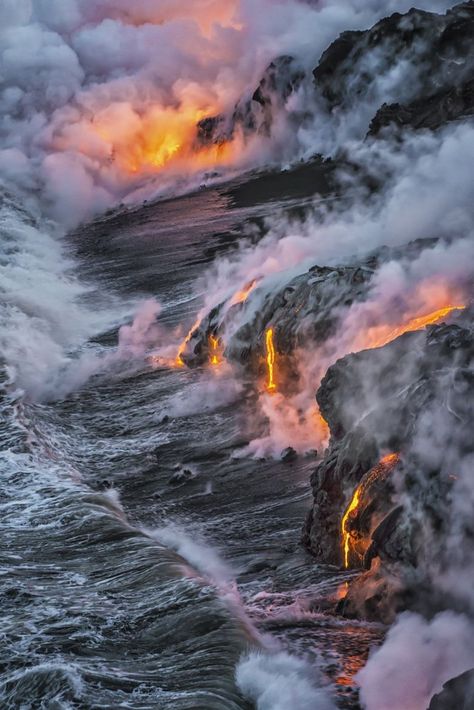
[[197, 2, 474, 150], [303, 311, 474, 622], [315, 1, 474, 133], [184, 1, 474, 629], [196, 55, 305, 146], [180, 259, 376, 371], [179, 239, 438, 372], [428, 669, 474, 709]]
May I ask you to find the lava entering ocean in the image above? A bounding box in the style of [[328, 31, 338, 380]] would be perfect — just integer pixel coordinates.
[[341, 454, 400, 569], [209, 334, 222, 366], [176, 317, 202, 367], [265, 328, 277, 392]]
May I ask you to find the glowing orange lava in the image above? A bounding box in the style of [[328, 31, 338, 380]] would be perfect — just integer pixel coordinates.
[[265, 328, 277, 392], [209, 334, 221, 366], [176, 317, 201, 366], [379, 453, 399, 466], [363, 305, 465, 350], [341, 453, 400, 568], [315, 411, 330, 439], [230, 280, 258, 306], [341, 487, 361, 570], [85, 102, 241, 176]]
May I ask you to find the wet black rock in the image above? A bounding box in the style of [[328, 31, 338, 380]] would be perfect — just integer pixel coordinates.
[[303, 309, 474, 621], [369, 79, 474, 135], [313, 1, 474, 135], [281, 447, 298, 463], [196, 55, 305, 146], [180, 259, 377, 371], [428, 669, 474, 709]]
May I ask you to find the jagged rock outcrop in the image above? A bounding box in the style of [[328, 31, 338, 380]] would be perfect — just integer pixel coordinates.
[[368, 79, 474, 136], [180, 259, 377, 371], [428, 669, 474, 709], [196, 56, 305, 147], [303, 309, 474, 622], [195, 2, 474, 154], [314, 1, 474, 134], [180, 239, 438, 372]]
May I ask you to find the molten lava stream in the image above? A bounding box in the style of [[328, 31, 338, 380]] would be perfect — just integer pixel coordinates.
[[341, 487, 361, 570], [176, 317, 202, 366], [341, 453, 400, 568], [368, 305, 465, 350], [230, 279, 258, 306], [265, 328, 277, 392], [208, 334, 221, 366]]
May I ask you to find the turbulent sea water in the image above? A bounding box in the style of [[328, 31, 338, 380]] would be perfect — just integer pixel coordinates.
[[0, 173, 383, 709]]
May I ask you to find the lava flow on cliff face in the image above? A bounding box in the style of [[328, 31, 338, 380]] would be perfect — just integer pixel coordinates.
[[265, 327, 277, 392], [176, 317, 202, 367], [341, 453, 400, 569], [349, 304, 466, 353], [230, 280, 258, 307], [208, 334, 222, 366]]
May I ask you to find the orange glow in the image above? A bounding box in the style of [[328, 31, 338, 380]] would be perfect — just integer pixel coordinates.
[[341, 487, 361, 570], [176, 317, 201, 366], [341, 453, 400, 568], [265, 328, 277, 392], [147, 354, 184, 369], [112, 1, 241, 35], [335, 581, 349, 601], [230, 279, 258, 306], [80, 100, 242, 177], [379, 453, 399, 466], [359, 305, 465, 351], [315, 411, 330, 439], [209, 334, 221, 366]]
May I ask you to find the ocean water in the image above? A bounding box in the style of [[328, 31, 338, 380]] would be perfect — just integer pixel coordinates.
[[0, 174, 382, 710]]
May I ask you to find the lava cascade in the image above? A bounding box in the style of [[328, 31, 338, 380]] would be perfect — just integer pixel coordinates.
[[355, 305, 465, 352], [341, 453, 400, 569], [265, 328, 277, 392]]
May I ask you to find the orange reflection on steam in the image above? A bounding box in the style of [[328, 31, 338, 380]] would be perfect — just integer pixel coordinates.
[[230, 279, 258, 306], [265, 328, 277, 392], [79, 98, 243, 177]]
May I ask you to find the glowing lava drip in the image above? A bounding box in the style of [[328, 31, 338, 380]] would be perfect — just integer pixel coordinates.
[[265, 328, 277, 392], [209, 334, 221, 366], [176, 317, 201, 366], [341, 488, 361, 570], [341, 453, 400, 569], [230, 279, 258, 306]]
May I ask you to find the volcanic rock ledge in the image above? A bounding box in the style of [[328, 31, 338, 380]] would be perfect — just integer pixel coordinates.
[[196, 2, 474, 153], [303, 308, 474, 623], [314, 0, 474, 134], [179, 258, 378, 371]]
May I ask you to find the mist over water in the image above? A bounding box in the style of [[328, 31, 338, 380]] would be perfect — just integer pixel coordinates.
[[1, 0, 474, 708]]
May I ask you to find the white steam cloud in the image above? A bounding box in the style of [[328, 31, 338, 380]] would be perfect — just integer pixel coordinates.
[[357, 612, 474, 710], [0, 0, 456, 226]]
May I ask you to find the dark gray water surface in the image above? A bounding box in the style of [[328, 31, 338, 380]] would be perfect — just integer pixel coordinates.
[[1, 170, 382, 709]]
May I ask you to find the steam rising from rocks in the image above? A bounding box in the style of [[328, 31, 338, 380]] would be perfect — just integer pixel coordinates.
[[0, 0, 456, 225], [1, 1, 474, 708]]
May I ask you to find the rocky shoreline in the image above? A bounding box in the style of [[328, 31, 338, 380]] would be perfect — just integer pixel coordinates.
[[177, 1, 474, 637]]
